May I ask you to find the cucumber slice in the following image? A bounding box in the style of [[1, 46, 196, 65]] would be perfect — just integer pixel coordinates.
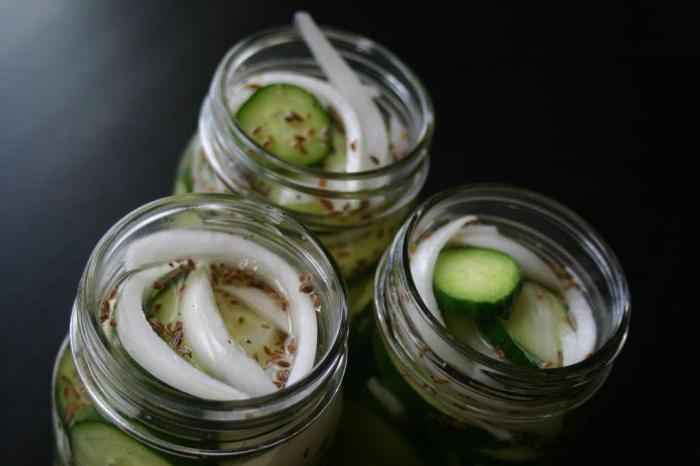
[[433, 247, 522, 318], [70, 421, 172, 466], [236, 84, 332, 166], [504, 281, 573, 367], [477, 318, 537, 368], [147, 283, 180, 325], [55, 346, 101, 426], [479, 282, 575, 368], [213, 288, 288, 367], [145, 266, 190, 325], [442, 311, 498, 358]]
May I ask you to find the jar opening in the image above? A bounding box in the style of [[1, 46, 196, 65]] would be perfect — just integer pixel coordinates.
[[375, 184, 630, 418], [196, 26, 433, 230], [71, 194, 348, 455], [210, 26, 434, 181]]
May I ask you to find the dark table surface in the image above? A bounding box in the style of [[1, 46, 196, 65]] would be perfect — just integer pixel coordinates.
[[0, 1, 692, 464]]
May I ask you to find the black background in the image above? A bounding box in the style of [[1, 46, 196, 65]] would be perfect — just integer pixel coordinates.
[[0, 1, 694, 464]]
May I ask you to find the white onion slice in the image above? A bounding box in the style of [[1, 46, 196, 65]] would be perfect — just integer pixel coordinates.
[[451, 228, 560, 290], [125, 229, 317, 385], [180, 268, 276, 395], [388, 114, 406, 154], [116, 265, 247, 400], [410, 216, 477, 324], [562, 287, 597, 364], [220, 284, 291, 333], [294, 12, 389, 169]]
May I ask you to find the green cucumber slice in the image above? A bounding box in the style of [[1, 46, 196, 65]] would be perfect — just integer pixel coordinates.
[[504, 281, 572, 366], [55, 346, 101, 425], [443, 311, 496, 357], [236, 84, 332, 165], [479, 281, 574, 368], [477, 318, 537, 368], [213, 288, 287, 367], [145, 266, 190, 325], [70, 421, 172, 466], [147, 283, 180, 325], [433, 247, 522, 318]]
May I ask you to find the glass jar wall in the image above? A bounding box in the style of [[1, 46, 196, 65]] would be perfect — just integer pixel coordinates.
[[51, 195, 348, 466], [334, 185, 630, 465], [174, 25, 434, 317]]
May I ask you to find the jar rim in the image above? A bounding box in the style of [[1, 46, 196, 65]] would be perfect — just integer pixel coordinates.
[[203, 24, 434, 187], [377, 184, 630, 400], [71, 194, 348, 455]]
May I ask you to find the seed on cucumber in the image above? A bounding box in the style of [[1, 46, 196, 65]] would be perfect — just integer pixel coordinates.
[[479, 281, 574, 368], [236, 84, 332, 166], [433, 247, 522, 319], [70, 421, 172, 466]]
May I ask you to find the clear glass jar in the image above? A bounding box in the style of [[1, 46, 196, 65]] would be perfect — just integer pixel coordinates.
[[336, 185, 630, 465], [51, 194, 348, 466], [173, 25, 434, 317]]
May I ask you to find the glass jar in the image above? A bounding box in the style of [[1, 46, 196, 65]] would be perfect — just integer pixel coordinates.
[[336, 185, 630, 465], [51, 194, 348, 466], [174, 25, 434, 317]]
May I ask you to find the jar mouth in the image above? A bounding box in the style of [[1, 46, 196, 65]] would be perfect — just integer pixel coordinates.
[[203, 25, 434, 192], [71, 194, 348, 454], [394, 184, 631, 385]]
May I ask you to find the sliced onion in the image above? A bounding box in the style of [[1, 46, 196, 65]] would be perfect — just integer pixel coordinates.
[[220, 284, 291, 333], [451, 227, 560, 290], [125, 229, 317, 385], [294, 12, 389, 169], [116, 265, 247, 400], [562, 287, 597, 364], [388, 113, 411, 160], [180, 268, 276, 395]]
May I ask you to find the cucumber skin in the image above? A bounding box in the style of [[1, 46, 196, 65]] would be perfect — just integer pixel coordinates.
[[477, 318, 539, 368], [435, 283, 521, 319]]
